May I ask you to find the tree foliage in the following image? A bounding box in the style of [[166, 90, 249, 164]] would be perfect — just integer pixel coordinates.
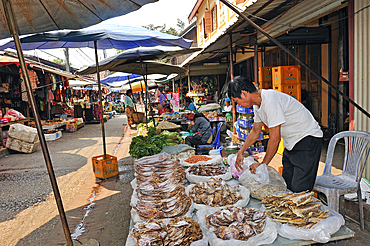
[[142, 18, 186, 36], [52, 58, 64, 64]]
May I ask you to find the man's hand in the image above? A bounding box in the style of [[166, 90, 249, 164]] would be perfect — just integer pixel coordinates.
[[249, 162, 261, 174], [235, 151, 244, 172]]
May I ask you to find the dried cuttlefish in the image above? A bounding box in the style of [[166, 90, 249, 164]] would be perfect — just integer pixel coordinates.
[[131, 219, 167, 246], [133, 154, 190, 219], [206, 207, 267, 240], [189, 177, 242, 207], [164, 216, 203, 246], [262, 191, 329, 229]]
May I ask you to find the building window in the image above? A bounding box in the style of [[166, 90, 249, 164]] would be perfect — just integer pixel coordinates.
[[199, 20, 204, 44], [211, 6, 217, 32], [203, 18, 209, 39]]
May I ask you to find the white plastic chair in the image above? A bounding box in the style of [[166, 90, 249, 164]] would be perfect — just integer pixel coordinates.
[[314, 130, 370, 230]]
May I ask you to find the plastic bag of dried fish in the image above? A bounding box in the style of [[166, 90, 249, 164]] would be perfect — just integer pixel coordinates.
[[180, 155, 222, 167], [239, 164, 287, 200], [126, 217, 209, 246], [196, 207, 278, 246], [277, 205, 344, 243], [186, 163, 233, 183], [261, 191, 345, 243], [185, 178, 250, 210]]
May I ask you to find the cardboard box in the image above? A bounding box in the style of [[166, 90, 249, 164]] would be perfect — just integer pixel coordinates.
[[8, 123, 38, 143], [6, 137, 39, 153]]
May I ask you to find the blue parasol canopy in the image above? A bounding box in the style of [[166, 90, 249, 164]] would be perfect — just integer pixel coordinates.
[[0, 23, 193, 50], [100, 72, 142, 86]]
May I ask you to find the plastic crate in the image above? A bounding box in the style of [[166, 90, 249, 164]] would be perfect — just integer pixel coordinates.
[[247, 146, 265, 155], [237, 118, 254, 128], [92, 154, 118, 179], [272, 65, 301, 86], [238, 131, 246, 140], [238, 132, 263, 141], [258, 66, 273, 82], [236, 105, 254, 114]]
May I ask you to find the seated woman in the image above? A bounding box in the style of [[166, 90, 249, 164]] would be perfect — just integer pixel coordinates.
[[184, 97, 196, 112], [185, 113, 212, 147], [163, 104, 174, 113]]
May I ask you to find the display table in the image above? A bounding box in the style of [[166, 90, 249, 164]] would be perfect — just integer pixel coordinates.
[[0, 118, 31, 147]]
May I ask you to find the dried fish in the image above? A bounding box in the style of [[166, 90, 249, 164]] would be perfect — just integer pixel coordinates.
[[189, 178, 242, 207], [188, 163, 226, 176], [164, 217, 203, 246], [207, 207, 267, 241], [262, 191, 329, 228]]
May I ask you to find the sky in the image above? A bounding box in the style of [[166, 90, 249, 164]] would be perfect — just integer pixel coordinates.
[[22, 0, 197, 69]]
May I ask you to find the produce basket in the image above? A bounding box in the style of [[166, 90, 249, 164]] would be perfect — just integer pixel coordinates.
[[132, 112, 144, 124]]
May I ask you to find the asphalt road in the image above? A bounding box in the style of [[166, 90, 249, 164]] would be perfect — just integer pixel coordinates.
[[0, 114, 131, 246]]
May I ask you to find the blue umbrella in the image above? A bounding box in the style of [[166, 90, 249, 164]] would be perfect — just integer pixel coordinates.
[[100, 72, 142, 86], [0, 23, 193, 50], [0, 23, 193, 160]]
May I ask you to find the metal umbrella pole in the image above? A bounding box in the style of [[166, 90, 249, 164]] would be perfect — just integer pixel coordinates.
[[2, 1, 73, 245], [94, 41, 107, 159], [220, 0, 370, 119], [140, 60, 148, 123]]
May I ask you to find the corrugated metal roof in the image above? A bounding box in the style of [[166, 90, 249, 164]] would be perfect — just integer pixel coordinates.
[[184, 0, 344, 67]]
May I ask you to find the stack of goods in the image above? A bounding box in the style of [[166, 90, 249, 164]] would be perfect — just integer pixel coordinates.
[[202, 111, 220, 118], [161, 144, 195, 162], [131, 217, 203, 246], [160, 130, 182, 145], [1, 109, 25, 122], [262, 191, 328, 228], [156, 120, 181, 130], [130, 127, 180, 159], [133, 153, 191, 219], [6, 123, 39, 153], [189, 178, 242, 206], [206, 207, 267, 240], [188, 163, 226, 176]]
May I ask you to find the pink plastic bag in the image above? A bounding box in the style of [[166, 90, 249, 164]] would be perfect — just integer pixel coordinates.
[[228, 154, 244, 178]]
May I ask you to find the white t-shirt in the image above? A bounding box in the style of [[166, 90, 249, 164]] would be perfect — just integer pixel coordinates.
[[223, 105, 232, 112], [253, 90, 323, 150]]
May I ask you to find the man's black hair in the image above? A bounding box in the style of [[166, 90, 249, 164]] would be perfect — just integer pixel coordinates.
[[227, 75, 257, 99], [126, 89, 132, 95]]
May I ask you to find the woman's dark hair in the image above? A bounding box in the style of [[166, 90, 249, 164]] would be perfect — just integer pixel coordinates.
[[184, 97, 192, 104], [164, 104, 171, 111], [194, 112, 210, 122], [227, 75, 257, 99]]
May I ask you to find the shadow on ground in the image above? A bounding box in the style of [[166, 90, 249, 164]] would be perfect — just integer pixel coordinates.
[[15, 156, 135, 246]]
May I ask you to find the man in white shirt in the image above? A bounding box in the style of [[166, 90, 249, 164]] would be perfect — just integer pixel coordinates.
[[229, 76, 323, 192]]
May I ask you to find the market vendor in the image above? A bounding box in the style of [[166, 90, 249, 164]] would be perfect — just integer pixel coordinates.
[[223, 97, 232, 122], [184, 97, 196, 112], [163, 104, 174, 113], [124, 89, 135, 128], [229, 75, 323, 193], [185, 113, 212, 147]]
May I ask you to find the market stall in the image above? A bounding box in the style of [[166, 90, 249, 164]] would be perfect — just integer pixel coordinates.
[[125, 121, 355, 246]]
